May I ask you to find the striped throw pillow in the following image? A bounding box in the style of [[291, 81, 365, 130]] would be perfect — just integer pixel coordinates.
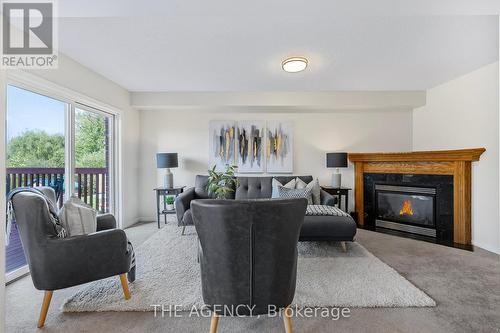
[[277, 185, 313, 204]]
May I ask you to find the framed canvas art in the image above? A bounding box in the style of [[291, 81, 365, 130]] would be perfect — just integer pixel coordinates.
[[236, 121, 265, 173], [266, 121, 293, 173], [209, 121, 236, 170]]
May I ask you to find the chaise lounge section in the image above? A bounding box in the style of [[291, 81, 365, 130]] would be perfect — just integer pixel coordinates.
[[175, 175, 357, 243]]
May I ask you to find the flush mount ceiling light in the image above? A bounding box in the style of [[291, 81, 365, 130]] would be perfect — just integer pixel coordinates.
[[282, 57, 308, 73]]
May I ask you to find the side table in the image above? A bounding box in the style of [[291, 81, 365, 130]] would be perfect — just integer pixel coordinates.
[[321, 187, 352, 213], [154, 186, 185, 228]]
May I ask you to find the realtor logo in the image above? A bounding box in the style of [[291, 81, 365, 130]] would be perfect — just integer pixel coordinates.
[[1, 0, 58, 68]]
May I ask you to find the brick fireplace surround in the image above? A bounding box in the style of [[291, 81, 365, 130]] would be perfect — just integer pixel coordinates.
[[349, 148, 485, 246]]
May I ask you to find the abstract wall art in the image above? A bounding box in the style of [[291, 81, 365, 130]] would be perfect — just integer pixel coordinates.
[[236, 121, 265, 173], [209, 121, 236, 170], [266, 121, 294, 173]]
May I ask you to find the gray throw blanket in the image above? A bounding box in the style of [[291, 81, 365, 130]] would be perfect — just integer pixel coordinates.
[[306, 205, 350, 217], [6, 187, 67, 245]]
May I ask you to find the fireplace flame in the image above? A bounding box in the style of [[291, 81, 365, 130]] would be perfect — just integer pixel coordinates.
[[399, 200, 414, 216]]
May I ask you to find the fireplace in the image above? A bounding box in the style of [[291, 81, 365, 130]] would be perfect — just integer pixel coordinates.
[[375, 184, 436, 237], [349, 149, 486, 248], [362, 173, 454, 244]]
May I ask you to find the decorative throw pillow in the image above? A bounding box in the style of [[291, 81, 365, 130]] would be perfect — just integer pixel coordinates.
[[271, 178, 296, 198], [295, 178, 321, 205], [58, 196, 97, 236], [277, 185, 313, 204]]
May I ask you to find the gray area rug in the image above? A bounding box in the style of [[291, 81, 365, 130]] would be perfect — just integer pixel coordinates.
[[63, 221, 435, 312]]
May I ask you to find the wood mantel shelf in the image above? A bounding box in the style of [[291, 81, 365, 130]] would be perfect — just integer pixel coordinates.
[[349, 148, 486, 246], [348, 148, 485, 163]]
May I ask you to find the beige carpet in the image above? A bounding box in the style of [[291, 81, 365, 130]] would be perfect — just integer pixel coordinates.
[[62, 220, 435, 312]]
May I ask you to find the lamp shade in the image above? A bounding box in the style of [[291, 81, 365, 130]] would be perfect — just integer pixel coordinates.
[[326, 152, 348, 168], [156, 153, 178, 168]]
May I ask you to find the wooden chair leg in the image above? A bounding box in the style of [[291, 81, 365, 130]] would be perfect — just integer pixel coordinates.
[[283, 306, 293, 333], [210, 313, 219, 333], [37, 291, 53, 328], [340, 241, 347, 253], [119, 274, 131, 300]]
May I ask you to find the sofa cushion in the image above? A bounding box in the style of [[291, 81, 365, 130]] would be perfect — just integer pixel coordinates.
[[277, 186, 313, 204], [236, 177, 273, 199], [235, 176, 313, 200], [271, 178, 296, 198], [296, 178, 321, 205]]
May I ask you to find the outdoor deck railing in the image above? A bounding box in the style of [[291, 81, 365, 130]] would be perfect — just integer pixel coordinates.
[[6, 167, 109, 212]]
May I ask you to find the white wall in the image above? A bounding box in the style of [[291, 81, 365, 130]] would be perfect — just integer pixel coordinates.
[[413, 62, 500, 254], [18, 54, 140, 228], [138, 110, 413, 220], [30, 54, 131, 110], [120, 105, 140, 228]]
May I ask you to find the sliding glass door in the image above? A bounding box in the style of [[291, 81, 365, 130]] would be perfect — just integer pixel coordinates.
[[5, 85, 67, 274], [74, 107, 114, 213], [5, 84, 117, 278]]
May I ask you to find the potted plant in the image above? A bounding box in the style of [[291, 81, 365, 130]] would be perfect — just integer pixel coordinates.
[[207, 164, 239, 199], [165, 195, 175, 211]]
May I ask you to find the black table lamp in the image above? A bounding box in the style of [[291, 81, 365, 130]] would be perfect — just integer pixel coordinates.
[[326, 152, 348, 188], [156, 153, 178, 188]]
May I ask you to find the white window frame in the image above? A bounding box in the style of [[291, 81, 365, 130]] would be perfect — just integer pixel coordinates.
[[4, 70, 123, 283]]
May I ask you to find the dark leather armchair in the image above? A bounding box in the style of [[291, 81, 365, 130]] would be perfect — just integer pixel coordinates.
[[191, 198, 307, 333], [11, 187, 134, 328]]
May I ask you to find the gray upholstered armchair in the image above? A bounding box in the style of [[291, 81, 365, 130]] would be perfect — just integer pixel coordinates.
[[11, 187, 135, 328], [191, 198, 307, 333]]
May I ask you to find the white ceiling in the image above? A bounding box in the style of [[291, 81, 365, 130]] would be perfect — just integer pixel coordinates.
[[56, 1, 499, 92]]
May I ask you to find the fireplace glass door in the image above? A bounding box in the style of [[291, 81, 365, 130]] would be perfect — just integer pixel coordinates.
[[375, 184, 436, 236]]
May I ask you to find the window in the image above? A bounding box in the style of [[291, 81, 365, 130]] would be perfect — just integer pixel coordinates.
[[6, 86, 67, 274], [5, 84, 118, 280], [74, 107, 114, 213]]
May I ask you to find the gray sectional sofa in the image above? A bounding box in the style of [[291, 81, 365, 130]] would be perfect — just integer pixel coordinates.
[[175, 175, 357, 242]]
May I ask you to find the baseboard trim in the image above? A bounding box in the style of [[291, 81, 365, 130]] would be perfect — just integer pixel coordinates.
[[122, 217, 141, 229], [6, 266, 30, 284], [472, 242, 500, 255], [137, 217, 157, 223]]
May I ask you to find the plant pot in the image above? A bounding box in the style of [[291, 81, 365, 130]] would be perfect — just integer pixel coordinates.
[[166, 204, 174, 211]]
